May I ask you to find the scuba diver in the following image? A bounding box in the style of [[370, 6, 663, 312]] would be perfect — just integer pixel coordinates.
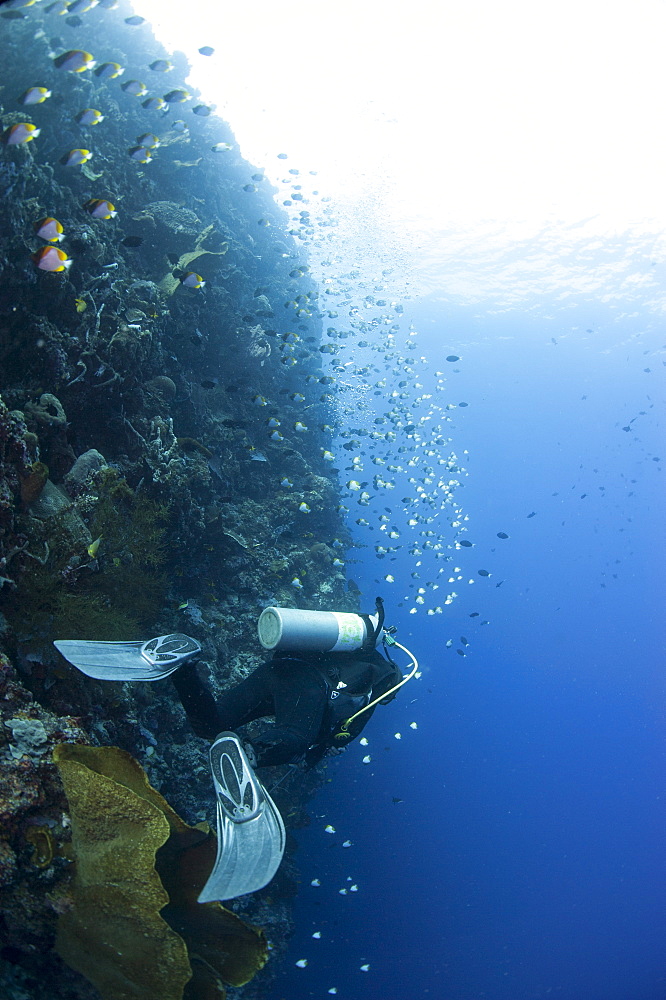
[[54, 598, 418, 903], [170, 598, 404, 769]]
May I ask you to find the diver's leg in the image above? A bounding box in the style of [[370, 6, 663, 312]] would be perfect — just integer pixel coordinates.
[[251, 661, 328, 766], [171, 661, 273, 740], [171, 661, 224, 740], [213, 661, 275, 730]]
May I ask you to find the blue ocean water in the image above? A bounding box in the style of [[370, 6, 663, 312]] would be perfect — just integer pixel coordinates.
[[264, 252, 665, 998]]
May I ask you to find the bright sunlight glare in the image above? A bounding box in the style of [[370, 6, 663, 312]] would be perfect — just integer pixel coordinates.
[[132, 0, 666, 304], [133, 0, 666, 218]]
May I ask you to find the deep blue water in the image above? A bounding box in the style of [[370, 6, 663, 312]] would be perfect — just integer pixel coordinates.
[[265, 296, 665, 999]]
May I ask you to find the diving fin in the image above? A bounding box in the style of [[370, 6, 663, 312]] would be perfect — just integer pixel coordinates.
[[198, 732, 286, 902], [53, 633, 202, 681]]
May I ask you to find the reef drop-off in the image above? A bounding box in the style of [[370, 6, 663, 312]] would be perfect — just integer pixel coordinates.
[[0, 2, 354, 998]]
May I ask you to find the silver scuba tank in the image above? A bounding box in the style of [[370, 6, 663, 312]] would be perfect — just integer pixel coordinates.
[[257, 606, 379, 653]]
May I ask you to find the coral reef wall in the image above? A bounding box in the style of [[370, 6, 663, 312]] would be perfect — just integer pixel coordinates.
[[0, 2, 353, 997]]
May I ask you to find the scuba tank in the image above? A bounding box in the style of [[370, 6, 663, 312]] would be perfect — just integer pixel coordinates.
[[257, 599, 384, 653]]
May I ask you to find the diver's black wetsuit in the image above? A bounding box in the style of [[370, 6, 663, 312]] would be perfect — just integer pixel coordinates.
[[171, 648, 402, 767]]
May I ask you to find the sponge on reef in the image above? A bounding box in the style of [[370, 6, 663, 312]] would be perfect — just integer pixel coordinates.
[[53, 744, 268, 1000]]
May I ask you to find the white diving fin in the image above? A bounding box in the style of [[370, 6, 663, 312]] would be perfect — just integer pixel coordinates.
[[198, 732, 286, 902], [53, 633, 202, 681]]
